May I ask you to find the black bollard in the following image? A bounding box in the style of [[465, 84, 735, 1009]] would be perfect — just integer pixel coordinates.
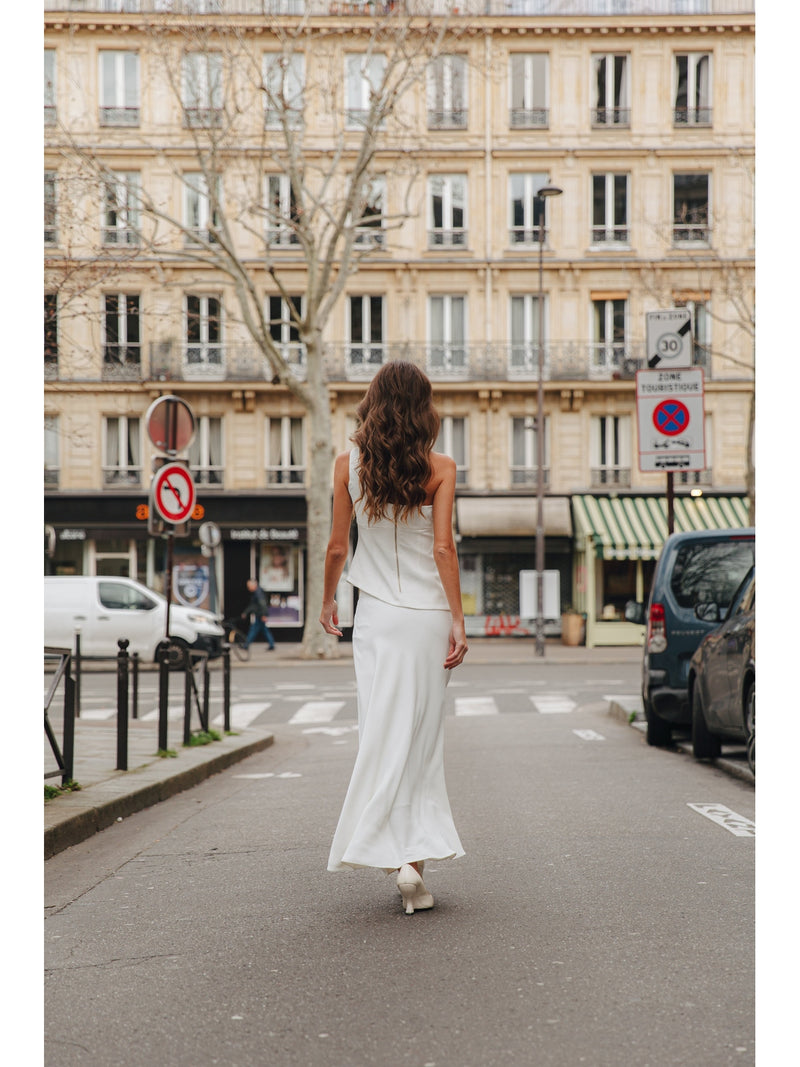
[[63, 663, 76, 786], [183, 656, 192, 747], [202, 656, 210, 733], [222, 644, 231, 733], [116, 639, 130, 771], [74, 630, 82, 719], [131, 652, 139, 720], [158, 644, 169, 753]]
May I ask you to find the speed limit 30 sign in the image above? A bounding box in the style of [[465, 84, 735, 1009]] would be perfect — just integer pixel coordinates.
[[646, 308, 692, 369]]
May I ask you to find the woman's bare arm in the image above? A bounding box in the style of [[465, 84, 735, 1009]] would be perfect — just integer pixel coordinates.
[[431, 454, 468, 669], [320, 451, 353, 637]]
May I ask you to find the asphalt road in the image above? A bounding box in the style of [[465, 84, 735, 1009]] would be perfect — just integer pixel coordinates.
[[44, 661, 754, 1067]]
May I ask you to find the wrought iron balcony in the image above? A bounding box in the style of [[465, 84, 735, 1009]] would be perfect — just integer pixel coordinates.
[[509, 107, 548, 129], [591, 107, 631, 128], [673, 107, 713, 126], [45, 1, 755, 15], [99, 106, 140, 127]]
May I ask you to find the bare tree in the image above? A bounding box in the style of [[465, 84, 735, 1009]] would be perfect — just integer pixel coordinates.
[[47, 5, 458, 656]]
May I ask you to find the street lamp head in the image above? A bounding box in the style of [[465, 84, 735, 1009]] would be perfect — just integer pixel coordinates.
[[536, 184, 563, 199]]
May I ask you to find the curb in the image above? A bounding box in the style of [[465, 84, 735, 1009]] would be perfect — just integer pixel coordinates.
[[44, 729, 274, 860]]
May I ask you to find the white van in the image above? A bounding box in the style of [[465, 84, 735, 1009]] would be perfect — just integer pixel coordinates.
[[44, 576, 225, 661]]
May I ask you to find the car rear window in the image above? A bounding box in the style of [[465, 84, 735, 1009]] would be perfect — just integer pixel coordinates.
[[669, 539, 755, 610]]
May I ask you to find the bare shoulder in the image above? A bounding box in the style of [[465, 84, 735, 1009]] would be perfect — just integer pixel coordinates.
[[430, 451, 456, 474], [334, 450, 352, 480]]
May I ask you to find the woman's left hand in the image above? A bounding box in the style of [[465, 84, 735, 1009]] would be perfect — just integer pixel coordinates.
[[320, 600, 343, 637], [444, 620, 468, 669]]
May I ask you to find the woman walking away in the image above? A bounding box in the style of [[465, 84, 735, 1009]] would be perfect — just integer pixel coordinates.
[[320, 361, 468, 914]]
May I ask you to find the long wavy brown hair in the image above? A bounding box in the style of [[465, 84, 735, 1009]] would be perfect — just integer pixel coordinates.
[[351, 361, 440, 523]]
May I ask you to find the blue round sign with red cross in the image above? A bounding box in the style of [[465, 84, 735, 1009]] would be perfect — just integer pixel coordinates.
[[652, 398, 690, 437]]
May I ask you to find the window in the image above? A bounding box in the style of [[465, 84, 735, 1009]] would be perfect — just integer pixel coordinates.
[[45, 293, 58, 375], [45, 172, 57, 244], [189, 416, 224, 487], [673, 174, 710, 243], [510, 294, 545, 377], [267, 174, 300, 246], [345, 53, 385, 128], [591, 297, 627, 376], [99, 51, 140, 126], [45, 50, 56, 124], [266, 416, 305, 485], [104, 294, 141, 376], [428, 295, 466, 375], [592, 53, 629, 126], [427, 55, 467, 129], [268, 295, 305, 371], [98, 581, 156, 612], [675, 297, 712, 371], [592, 174, 629, 244], [354, 176, 385, 246], [510, 53, 548, 128], [428, 174, 467, 247], [182, 52, 223, 127], [348, 295, 384, 370], [102, 1, 143, 11], [103, 416, 141, 486], [263, 53, 304, 128], [185, 295, 222, 373], [674, 53, 711, 126], [435, 416, 469, 486], [509, 172, 549, 244], [45, 415, 60, 489], [669, 539, 754, 612], [510, 416, 549, 487], [678, 413, 712, 485], [184, 173, 220, 244], [103, 172, 140, 245], [590, 415, 631, 487]]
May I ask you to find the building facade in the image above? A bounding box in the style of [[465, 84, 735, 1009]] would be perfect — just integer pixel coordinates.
[[44, 0, 755, 645]]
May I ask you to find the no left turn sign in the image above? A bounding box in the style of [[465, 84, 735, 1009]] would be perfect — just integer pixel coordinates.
[[152, 463, 196, 525]]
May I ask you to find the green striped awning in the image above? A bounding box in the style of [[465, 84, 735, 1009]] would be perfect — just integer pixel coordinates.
[[572, 494, 751, 561]]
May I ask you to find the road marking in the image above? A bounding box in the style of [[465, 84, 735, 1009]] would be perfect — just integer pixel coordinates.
[[288, 701, 345, 725], [687, 803, 755, 837], [139, 706, 187, 722], [493, 688, 528, 695], [302, 725, 359, 736], [232, 771, 302, 780], [274, 683, 315, 690], [573, 729, 606, 741], [530, 694, 576, 714], [455, 697, 499, 717], [211, 702, 270, 729], [77, 708, 116, 720]]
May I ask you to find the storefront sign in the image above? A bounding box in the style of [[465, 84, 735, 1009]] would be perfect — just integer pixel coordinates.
[[229, 528, 301, 541], [59, 529, 86, 540]]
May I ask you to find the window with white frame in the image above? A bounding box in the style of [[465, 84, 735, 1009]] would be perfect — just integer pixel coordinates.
[[591, 173, 629, 244], [99, 51, 140, 126], [674, 53, 711, 126], [268, 295, 305, 370], [189, 416, 224, 487], [509, 172, 549, 245], [184, 173, 220, 244], [510, 416, 549, 487], [509, 294, 545, 377], [428, 295, 466, 374], [263, 52, 304, 128], [591, 53, 629, 127], [345, 53, 386, 129], [45, 171, 57, 244], [673, 173, 710, 243], [267, 174, 300, 246], [675, 297, 712, 372], [590, 415, 631, 487], [102, 171, 140, 245], [103, 294, 141, 373], [354, 175, 385, 246], [427, 54, 467, 129], [45, 293, 58, 374], [182, 52, 223, 127], [591, 297, 627, 376], [45, 414, 60, 489], [509, 53, 548, 128], [348, 295, 385, 370], [103, 416, 141, 486], [435, 416, 469, 486], [185, 294, 222, 371], [45, 50, 56, 124], [677, 413, 713, 485], [428, 174, 467, 247], [266, 416, 305, 485]]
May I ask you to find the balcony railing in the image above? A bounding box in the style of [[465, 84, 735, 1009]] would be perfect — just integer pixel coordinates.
[[510, 108, 548, 129], [99, 106, 140, 126], [428, 229, 467, 248], [103, 345, 142, 380], [428, 109, 468, 130], [673, 107, 713, 126], [44, 2, 755, 16], [591, 466, 632, 488], [591, 107, 631, 127]]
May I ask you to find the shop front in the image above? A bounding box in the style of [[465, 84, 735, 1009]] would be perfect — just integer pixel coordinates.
[[455, 495, 573, 638], [571, 493, 751, 648]]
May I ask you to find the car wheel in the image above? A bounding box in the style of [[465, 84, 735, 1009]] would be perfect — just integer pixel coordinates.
[[691, 684, 721, 760], [645, 701, 672, 747], [745, 682, 755, 776]]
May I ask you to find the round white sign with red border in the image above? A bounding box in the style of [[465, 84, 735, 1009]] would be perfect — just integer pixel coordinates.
[[152, 463, 196, 524]]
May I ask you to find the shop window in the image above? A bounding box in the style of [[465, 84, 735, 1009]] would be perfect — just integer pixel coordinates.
[[590, 415, 631, 487], [259, 543, 304, 628], [266, 415, 305, 485], [435, 416, 469, 486], [510, 53, 548, 129], [510, 416, 549, 487], [45, 414, 59, 489], [103, 416, 141, 486], [597, 559, 655, 622], [189, 415, 224, 487]]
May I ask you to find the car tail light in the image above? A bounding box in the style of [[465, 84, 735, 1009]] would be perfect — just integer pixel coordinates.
[[647, 602, 667, 653]]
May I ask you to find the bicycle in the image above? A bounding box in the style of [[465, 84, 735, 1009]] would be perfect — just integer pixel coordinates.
[[223, 617, 251, 662]]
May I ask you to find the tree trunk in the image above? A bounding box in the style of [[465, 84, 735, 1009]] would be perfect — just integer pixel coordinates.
[[746, 386, 755, 526]]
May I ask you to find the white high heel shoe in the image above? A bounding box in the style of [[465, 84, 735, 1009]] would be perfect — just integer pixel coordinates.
[[396, 863, 434, 915]]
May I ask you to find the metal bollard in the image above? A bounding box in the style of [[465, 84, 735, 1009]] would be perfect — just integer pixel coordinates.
[[157, 644, 170, 753], [222, 645, 231, 733], [74, 630, 82, 719], [202, 656, 210, 733], [63, 661, 76, 785], [116, 639, 129, 771], [183, 655, 192, 747], [131, 652, 140, 720]]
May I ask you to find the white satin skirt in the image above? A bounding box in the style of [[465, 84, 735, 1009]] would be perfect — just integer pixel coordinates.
[[327, 591, 465, 872]]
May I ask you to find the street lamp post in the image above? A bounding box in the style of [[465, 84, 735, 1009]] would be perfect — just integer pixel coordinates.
[[534, 184, 562, 657]]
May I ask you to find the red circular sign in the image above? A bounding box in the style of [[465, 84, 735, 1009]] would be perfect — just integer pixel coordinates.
[[153, 464, 196, 524], [652, 399, 690, 437]]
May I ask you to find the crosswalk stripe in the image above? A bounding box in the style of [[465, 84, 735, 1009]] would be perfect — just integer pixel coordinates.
[[211, 702, 271, 729], [530, 694, 576, 714], [288, 701, 345, 725], [455, 696, 499, 717]]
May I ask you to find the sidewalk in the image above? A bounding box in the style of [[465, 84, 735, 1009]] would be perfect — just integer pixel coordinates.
[[45, 638, 643, 859]]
